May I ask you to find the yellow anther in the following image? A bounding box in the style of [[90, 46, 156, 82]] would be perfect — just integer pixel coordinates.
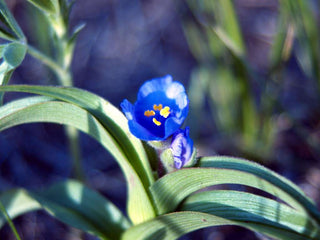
[[152, 118, 161, 126], [160, 106, 171, 118], [144, 110, 155, 117], [153, 104, 163, 111]]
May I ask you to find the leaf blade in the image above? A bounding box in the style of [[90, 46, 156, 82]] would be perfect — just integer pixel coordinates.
[[122, 211, 312, 240], [0, 85, 154, 189], [31, 180, 130, 240], [150, 156, 320, 226], [0, 97, 156, 224], [0, 0, 25, 39], [181, 190, 320, 239], [0, 189, 41, 228], [199, 156, 320, 222]]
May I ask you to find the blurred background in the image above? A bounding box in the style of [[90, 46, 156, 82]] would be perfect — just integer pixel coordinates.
[[1, 0, 320, 239]]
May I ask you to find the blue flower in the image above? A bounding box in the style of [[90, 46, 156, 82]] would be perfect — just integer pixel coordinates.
[[171, 127, 194, 169], [120, 75, 189, 141]]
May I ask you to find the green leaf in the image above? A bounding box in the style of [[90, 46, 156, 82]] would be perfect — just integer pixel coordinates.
[[0, 189, 42, 228], [187, 0, 245, 58], [199, 156, 320, 223], [122, 211, 311, 240], [0, 96, 53, 119], [0, 42, 27, 104], [0, 0, 25, 40], [181, 190, 320, 239], [150, 156, 320, 225], [269, 2, 293, 69], [0, 200, 22, 240], [0, 181, 131, 240], [182, 21, 212, 63], [0, 27, 16, 41], [3, 42, 27, 68], [31, 180, 130, 240], [0, 90, 155, 224], [0, 85, 154, 187], [65, 23, 86, 67], [26, 0, 58, 16]]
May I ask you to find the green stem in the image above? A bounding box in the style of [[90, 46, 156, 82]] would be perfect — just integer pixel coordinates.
[[27, 44, 71, 85], [65, 125, 85, 181], [0, 200, 21, 240], [27, 43, 82, 181]]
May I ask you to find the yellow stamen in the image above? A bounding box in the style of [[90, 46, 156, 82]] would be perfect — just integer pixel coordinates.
[[153, 104, 163, 111], [152, 118, 161, 126], [160, 106, 171, 118], [144, 110, 155, 117]]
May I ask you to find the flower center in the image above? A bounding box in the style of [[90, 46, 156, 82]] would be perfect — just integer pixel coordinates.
[[144, 104, 171, 126]]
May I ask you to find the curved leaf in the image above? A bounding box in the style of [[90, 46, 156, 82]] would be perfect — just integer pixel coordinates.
[[0, 0, 25, 40], [0, 98, 155, 224], [0, 43, 27, 104], [198, 156, 320, 222], [0, 180, 131, 240], [150, 157, 320, 224], [0, 96, 52, 118], [31, 180, 130, 240], [181, 190, 320, 239], [0, 85, 154, 189], [0, 189, 41, 228], [26, 0, 58, 16], [122, 211, 310, 240]]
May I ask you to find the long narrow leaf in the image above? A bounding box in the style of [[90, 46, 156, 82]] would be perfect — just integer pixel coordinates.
[[0, 200, 22, 240], [0, 85, 154, 189], [0, 189, 41, 228], [122, 211, 310, 240], [0, 98, 155, 224], [181, 190, 320, 239], [0, 0, 25, 40], [0, 180, 132, 240], [30, 180, 130, 240], [199, 156, 320, 223], [150, 158, 320, 225], [26, 0, 58, 15]]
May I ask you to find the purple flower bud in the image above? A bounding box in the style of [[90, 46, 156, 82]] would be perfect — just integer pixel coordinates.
[[171, 127, 194, 169]]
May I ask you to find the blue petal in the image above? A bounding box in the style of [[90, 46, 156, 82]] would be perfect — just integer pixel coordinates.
[[164, 118, 182, 139], [120, 99, 134, 120], [164, 81, 186, 100], [137, 75, 173, 100], [121, 76, 190, 141], [174, 92, 189, 113], [128, 120, 163, 141]]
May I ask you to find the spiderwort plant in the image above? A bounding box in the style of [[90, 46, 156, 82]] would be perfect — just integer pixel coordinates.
[[0, 81, 320, 240], [1, 1, 320, 239]]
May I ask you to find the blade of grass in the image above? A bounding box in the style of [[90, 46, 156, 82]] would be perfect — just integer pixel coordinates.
[[0, 200, 21, 240]]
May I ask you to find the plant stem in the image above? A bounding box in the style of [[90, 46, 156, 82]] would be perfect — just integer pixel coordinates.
[[27, 45, 72, 86], [27, 35, 84, 181], [0, 200, 21, 240]]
